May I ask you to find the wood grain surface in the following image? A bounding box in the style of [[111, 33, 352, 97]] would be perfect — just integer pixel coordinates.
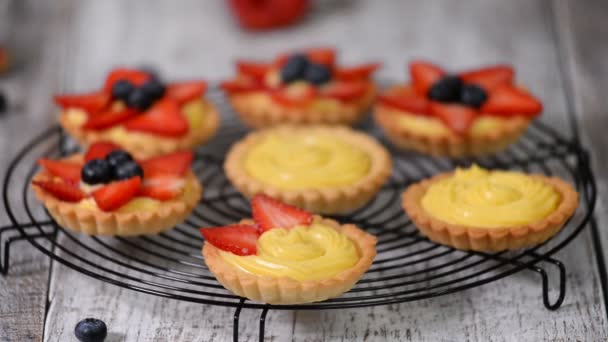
[[1, 0, 607, 341]]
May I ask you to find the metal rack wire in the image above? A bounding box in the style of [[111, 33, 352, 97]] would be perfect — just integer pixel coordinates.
[[0, 87, 598, 342]]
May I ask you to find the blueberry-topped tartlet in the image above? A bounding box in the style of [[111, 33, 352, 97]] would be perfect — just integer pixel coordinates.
[[374, 61, 543, 157], [221, 47, 380, 128], [31, 141, 202, 235], [56, 68, 219, 158]]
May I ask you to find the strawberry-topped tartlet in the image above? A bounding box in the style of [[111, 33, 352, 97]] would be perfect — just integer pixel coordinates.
[[221, 47, 380, 128], [31, 141, 202, 236], [201, 194, 377, 304], [374, 61, 543, 157], [56, 68, 219, 158]]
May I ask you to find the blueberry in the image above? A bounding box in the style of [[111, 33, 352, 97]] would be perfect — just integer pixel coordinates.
[[105, 150, 134, 169], [113, 160, 143, 180], [427, 75, 463, 102], [140, 78, 166, 100], [460, 84, 488, 108], [111, 80, 134, 102], [81, 159, 113, 185], [280, 54, 309, 83], [127, 87, 153, 111], [74, 318, 107, 342], [304, 63, 332, 85]]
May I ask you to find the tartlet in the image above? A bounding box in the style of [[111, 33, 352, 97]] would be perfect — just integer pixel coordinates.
[[374, 61, 542, 157], [221, 47, 379, 128], [201, 195, 377, 304], [224, 125, 392, 214], [56, 68, 219, 158], [402, 165, 578, 251], [32, 142, 202, 236]]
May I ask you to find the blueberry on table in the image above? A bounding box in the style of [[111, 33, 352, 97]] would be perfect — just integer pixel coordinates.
[[81, 159, 113, 185], [460, 84, 488, 108], [74, 318, 107, 342], [140, 78, 166, 100], [113, 160, 144, 180], [111, 80, 135, 102], [105, 150, 134, 168], [427, 75, 463, 102], [280, 54, 309, 83], [304, 63, 332, 85], [127, 87, 153, 111]]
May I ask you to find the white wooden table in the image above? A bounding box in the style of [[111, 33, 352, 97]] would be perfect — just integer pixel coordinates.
[[1, 0, 607, 341]]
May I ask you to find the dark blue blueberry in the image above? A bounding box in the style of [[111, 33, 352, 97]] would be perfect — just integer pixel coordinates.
[[140, 78, 166, 100], [113, 160, 143, 180], [460, 84, 488, 108], [111, 80, 134, 102], [105, 150, 133, 169], [280, 54, 309, 83], [427, 75, 463, 102], [81, 159, 113, 185], [74, 318, 107, 342], [126, 87, 153, 111], [304, 63, 332, 85]]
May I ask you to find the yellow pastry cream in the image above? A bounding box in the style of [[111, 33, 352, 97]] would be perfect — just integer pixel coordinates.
[[243, 132, 371, 190], [395, 112, 509, 138], [421, 165, 561, 228], [218, 223, 360, 281]]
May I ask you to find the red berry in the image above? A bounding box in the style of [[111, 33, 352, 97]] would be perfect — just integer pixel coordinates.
[[321, 81, 369, 101], [104, 68, 150, 92], [409, 61, 445, 96], [140, 151, 194, 177], [54, 91, 111, 114], [252, 194, 313, 232], [124, 98, 188, 137], [481, 85, 543, 117], [378, 93, 430, 115], [83, 108, 139, 130], [92, 177, 141, 211], [38, 159, 82, 182], [84, 142, 121, 162], [139, 173, 185, 201], [32, 180, 85, 202], [200, 224, 259, 256], [460, 65, 514, 91], [429, 102, 477, 135], [166, 81, 207, 105], [334, 63, 381, 81]]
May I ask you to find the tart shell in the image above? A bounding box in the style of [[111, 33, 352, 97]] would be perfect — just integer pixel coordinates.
[[224, 125, 392, 214], [32, 155, 203, 236], [59, 100, 220, 158], [402, 172, 579, 251], [202, 216, 377, 304]]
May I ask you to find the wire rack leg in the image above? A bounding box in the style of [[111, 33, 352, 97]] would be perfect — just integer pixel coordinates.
[[527, 256, 567, 310], [0, 225, 56, 275], [259, 305, 269, 342], [233, 298, 245, 342]]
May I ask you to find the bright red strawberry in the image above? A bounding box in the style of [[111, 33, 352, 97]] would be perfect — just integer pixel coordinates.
[[104, 68, 150, 92], [83, 108, 139, 130], [429, 102, 476, 135], [124, 98, 188, 136], [92, 177, 141, 211], [228, 0, 309, 31], [220, 80, 266, 94], [54, 91, 111, 114], [334, 63, 381, 81], [200, 224, 259, 256], [252, 194, 313, 232], [140, 151, 194, 177], [32, 180, 85, 202], [139, 174, 185, 201], [166, 81, 208, 105], [321, 81, 369, 101], [38, 159, 82, 182], [236, 61, 272, 80], [84, 141, 121, 162], [481, 86, 542, 117], [460, 65, 514, 90], [378, 94, 430, 115], [410, 61, 445, 96], [270, 83, 317, 107]]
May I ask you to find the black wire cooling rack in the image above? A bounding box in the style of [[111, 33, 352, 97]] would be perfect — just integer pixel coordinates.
[[0, 87, 599, 342]]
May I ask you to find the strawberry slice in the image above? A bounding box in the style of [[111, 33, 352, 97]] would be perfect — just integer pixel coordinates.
[[54, 91, 111, 114], [139, 173, 185, 201], [236, 61, 272, 80], [166, 81, 208, 105], [84, 141, 121, 162], [481, 86, 542, 117], [321, 81, 369, 101], [32, 180, 85, 202], [38, 159, 82, 182], [334, 63, 381, 81], [140, 151, 194, 177], [410, 61, 445, 96], [220, 80, 266, 94], [228, 0, 309, 31], [306, 47, 336, 68], [460, 65, 514, 90], [270, 83, 317, 107], [92, 177, 141, 211], [378, 94, 430, 115], [429, 102, 476, 135], [83, 108, 139, 130], [252, 194, 313, 232], [200, 224, 259, 256], [104, 68, 150, 92], [124, 98, 188, 137]]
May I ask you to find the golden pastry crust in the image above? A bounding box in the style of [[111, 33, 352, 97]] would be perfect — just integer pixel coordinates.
[[228, 86, 376, 128], [402, 172, 579, 251], [224, 125, 392, 214], [32, 155, 203, 236], [203, 216, 377, 304], [59, 101, 220, 158]]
